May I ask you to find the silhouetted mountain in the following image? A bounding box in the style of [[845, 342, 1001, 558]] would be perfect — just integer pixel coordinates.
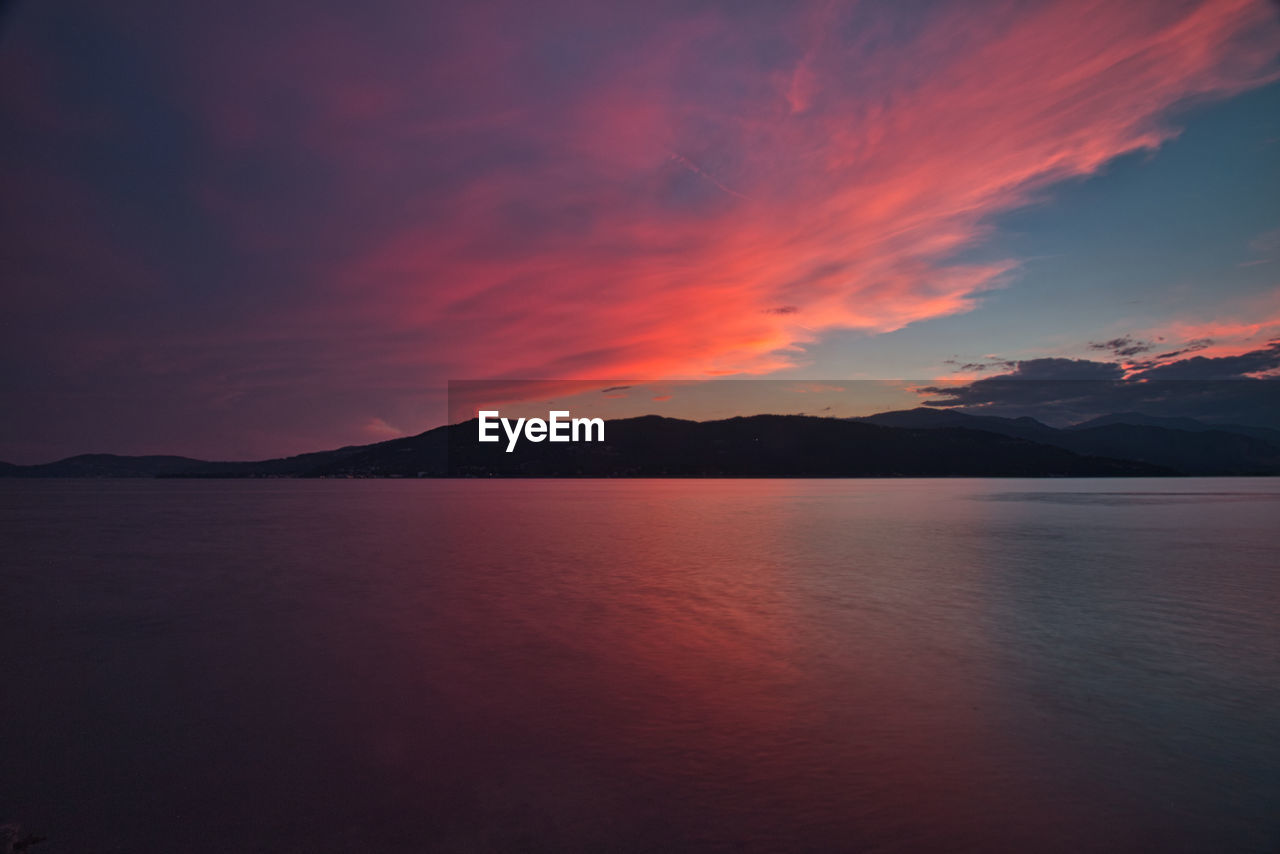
[[1071, 412, 1215, 432], [1, 446, 375, 478], [6, 411, 1280, 478], [857, 408, 1058, 442], [283, 415, 1166, 478], [302, 430, 449, 477], [1069, 411, 1280, 445], [856, 408, 1280, 475], [188, 443, 375, 477], [3, 454, 215, 478], [1059, 424, 1280, 476], [419, 415, 1169, 477]]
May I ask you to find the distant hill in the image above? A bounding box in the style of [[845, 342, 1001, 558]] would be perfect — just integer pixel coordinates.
[[3, 453, 215, 478], [856, 408, 1280, 475], [6, 410, 1280, 478], [857, 408, 1059, 442], [1068, 411, 1280, 445], [0, 446, 375, 478]]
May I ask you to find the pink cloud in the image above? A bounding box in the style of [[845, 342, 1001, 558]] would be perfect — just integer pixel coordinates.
[[1111, 288, 1280, 370], [361, 417, 407, 441], [179, 0, 1276, 390]]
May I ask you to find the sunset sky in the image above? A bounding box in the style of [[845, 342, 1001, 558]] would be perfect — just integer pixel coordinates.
[[2, 0, 1279, 462]]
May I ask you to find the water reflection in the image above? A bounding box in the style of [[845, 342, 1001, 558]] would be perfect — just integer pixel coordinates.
[[1, 479, 1277, 852]]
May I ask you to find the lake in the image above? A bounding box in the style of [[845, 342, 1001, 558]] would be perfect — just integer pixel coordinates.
[[2, 479, 1278, 853]]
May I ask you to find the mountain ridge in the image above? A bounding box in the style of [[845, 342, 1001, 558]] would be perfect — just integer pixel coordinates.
[[855, 408, 1280, 475], [6, 409, 1279, 477]]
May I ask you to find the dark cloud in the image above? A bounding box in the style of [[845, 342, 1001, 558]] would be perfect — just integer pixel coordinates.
[[1088, 335, 1154, 358], [943, 357, 1017, 372], [600, 385, 632, 394], [1129, 340, 1280, 380], [993, 358, 1125, 381], [764, 306, 799, 315], [921, 346, 1280, 427], [1127, 338, 1217, 370], [1153, 338, 1214, 360]]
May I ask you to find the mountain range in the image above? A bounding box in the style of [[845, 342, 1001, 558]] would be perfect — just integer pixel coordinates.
[[2, 409, 1278, 477]]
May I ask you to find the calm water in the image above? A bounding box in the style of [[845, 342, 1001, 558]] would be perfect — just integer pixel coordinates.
[[1, 479, 1278, 853]]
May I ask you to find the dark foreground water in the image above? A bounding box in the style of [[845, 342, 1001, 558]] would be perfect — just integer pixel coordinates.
[[1, 479, 1278, 853]]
